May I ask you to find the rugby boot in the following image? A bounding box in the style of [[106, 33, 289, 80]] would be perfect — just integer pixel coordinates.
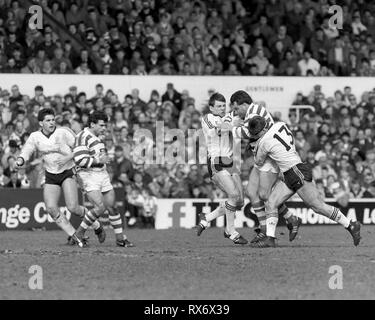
[[250, 236, 276, 248], [69, 233, 88, 248], [224, 230, 248, 245], [346, 221, 361, 246], [286, 216, 302, 242], [116, 239, 135, 247], [250, 230, 267, 244], [195, 214, 208, 236], [94, 224, 106, 243]]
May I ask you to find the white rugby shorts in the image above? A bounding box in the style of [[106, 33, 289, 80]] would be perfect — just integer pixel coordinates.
[[77, 170, 113, 193]]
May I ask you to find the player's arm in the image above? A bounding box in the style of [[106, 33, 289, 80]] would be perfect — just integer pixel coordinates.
[[16, 134, 36, 167], [73, 136, 108, 169], [253, 140, 269, 167]]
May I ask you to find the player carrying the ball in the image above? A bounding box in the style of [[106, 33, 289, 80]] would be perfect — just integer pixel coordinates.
[[73, 111, 134, 248]]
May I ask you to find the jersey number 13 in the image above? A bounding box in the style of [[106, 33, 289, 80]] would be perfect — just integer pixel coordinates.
[[273, 125, 294, 151]]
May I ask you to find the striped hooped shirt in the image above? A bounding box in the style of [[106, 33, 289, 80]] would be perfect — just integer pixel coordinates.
[[73, 128, 107, 171], [237, 103, 274, 139]]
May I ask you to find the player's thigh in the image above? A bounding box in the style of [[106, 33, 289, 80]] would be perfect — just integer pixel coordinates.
[[102, 189, 116, 208], [266, 181, 295, 212], [43, 184, 61, 209], [61, 177, 80, 208], [212, 171, 239, 198], [246, 167, 260, 200], [258, 170, 279, 200], [296, 181, 325, 211]]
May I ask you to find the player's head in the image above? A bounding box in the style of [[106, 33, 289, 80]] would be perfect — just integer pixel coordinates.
[[248, 116, 267, 140], [38, 108, 56, 134], [89, 110, 108, 136], [230, 90, 253, 120], [208, 92, 226, 117]]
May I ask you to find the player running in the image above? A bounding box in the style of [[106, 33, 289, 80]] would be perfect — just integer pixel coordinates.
[[15, 108, 105, 248], [247, 116, 361, 248], [195, 93, 248, 245], [230, 91, 301, 243], [73, 111, 134, 248]]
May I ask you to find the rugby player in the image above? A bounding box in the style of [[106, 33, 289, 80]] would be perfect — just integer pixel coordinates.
[[73, 111, 134, 247], [247, 116, 361, 248], [15, 108, 105, 248], [195, 93, 248, 245], [230, 91, 301, 242]]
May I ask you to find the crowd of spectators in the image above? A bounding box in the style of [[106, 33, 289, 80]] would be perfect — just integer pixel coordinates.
[[1, 82, 375, 206], [1, 0, 375, 76], [290, 84, 375, 203]]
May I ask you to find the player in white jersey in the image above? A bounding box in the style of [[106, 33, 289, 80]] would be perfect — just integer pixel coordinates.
[[15, 108, 105, 247], [73, 111, 134, 248], [230, 91, 301, 243], [247, 116, 361, 247], [195, 93, 248, 245]]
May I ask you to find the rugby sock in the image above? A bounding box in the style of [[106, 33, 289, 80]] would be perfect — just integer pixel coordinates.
[[80, 209, 100, 231], [225, 201, 237, 235], [109, 213, 126, 240], [54, 212, 76, 236], [266, 211, 279, 238], [329, 207, 350, 228], [203, 202, 226, 226], [80, 207, 101, 230], [253, 201, 266, 233], [278, 204, 293, 223]]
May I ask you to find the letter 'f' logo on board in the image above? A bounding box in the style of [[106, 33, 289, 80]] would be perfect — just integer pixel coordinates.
[[168, 203, 185, 228]]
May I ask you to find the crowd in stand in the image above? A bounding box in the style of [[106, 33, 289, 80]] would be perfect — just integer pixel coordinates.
[[0, 0, 375, 76], [1, 82, 375, 205]]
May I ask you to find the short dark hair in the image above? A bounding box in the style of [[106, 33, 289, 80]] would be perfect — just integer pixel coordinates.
[[89, 110, 108, 125], [230, 90, 253, 105], [248, 116, 266, 136], [208, 92, 226, 107], [38, 108, 55, 121]]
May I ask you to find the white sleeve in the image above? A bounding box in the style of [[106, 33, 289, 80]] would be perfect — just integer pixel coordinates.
[[61, 127, 76, 148], [19, 134, 37, 162]]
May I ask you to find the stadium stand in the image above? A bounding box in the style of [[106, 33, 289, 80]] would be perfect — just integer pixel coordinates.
[[0, 0, 375, 76]]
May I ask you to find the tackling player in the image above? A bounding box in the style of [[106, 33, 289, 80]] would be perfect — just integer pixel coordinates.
[[15, 108, 105, 247], [195, 93, 248, 245], [73, 111, 134, 248], [247, 116, 361, 248], [230, 91, 301, 242]]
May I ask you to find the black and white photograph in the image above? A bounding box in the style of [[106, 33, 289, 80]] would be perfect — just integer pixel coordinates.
[[0, 0, 375, 305]]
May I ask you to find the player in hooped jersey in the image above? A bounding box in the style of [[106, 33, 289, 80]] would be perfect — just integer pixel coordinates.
[[15, 108, 105, 247], [73, 111, 134, 248], [247, 116, 361, 247], [195, 93, 248, 245], [230, 91, 301, 244]]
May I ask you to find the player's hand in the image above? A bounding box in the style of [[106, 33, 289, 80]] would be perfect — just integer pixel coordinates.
[[98, 153, 110, 164], [56, 155, 70, 168]]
